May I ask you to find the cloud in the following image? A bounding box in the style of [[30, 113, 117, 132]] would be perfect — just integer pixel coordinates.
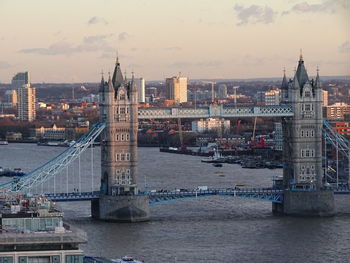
[[339, 41, 350, 53], [0, 61, 11, 69], [87, 16, 108, 25], [19, 34, 114, 56], [83, 34, 112, 44], [234, 4, 276, 26], [283, 1, 336, 15], [118, 32, 130, 41]]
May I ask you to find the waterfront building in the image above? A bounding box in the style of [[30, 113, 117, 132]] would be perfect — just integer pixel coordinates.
[[192, 118, 230, 133], [324, 102, 350, 120], [165, 76, 188, 103], [217, 84, 228, 99], [17, 83, 36, 121], [0, 195, 86, 263], [35, 124, 66, 140], [5, 132, 22, 141], [11, 72, 30, 89]]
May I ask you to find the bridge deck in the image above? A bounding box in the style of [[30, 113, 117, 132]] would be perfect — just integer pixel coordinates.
[[43, 187, 350, 203]]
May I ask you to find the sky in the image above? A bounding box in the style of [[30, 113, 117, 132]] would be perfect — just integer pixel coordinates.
[[0, 0, 349, 83]]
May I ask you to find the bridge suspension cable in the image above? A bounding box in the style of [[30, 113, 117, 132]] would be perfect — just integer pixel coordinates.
[[0, 122, 106, 193], [322, 120, 350, 184]]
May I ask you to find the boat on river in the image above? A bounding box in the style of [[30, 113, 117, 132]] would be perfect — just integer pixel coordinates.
[[201, 148, 226, 163], [111, 256, 144, 263], [0, 140, 8, 145]]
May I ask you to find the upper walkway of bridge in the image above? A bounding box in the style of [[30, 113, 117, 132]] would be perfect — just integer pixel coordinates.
[[138, 104, 294, 119]]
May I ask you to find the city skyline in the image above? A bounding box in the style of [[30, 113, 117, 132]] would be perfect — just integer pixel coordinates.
[[0, 0, 349, 83]]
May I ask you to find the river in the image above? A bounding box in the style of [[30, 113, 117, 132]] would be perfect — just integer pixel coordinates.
[[0, 144, 349, 263]]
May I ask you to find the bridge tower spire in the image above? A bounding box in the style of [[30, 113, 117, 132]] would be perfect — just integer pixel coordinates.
[[92, 56, 150, 222], [274, 55, 335, 216]]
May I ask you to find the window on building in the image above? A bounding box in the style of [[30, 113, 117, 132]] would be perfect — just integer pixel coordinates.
[[305, 150, 310, 157], [120, 107, 125, 114]]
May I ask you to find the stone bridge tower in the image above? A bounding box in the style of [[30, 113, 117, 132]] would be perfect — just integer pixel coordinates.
[[274, 55, 335, 216], [92, 57, 150, 222]]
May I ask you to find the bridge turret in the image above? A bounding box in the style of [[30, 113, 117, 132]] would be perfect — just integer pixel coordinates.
[[92, 56, 150, 222], [276, 55, 335, 216]]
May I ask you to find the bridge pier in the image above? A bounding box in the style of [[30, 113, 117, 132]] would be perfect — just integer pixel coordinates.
[[273, 190, 335, 216], [91, 195, 150, 222]]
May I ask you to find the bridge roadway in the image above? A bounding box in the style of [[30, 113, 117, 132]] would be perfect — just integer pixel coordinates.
[[42, 187, 350, 204], [138, 104, 294, 119]]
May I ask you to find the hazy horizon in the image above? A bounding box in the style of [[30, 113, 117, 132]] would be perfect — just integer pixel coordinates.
[[1, 0, 349, 83]]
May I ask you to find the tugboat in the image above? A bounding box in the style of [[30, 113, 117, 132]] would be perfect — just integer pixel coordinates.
[[201, 148, 226, 163]]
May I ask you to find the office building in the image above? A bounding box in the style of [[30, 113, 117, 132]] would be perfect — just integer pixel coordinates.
[[165, 76, 188, 103], [325, 102, 350, 120], [257, 90, 281, 106]]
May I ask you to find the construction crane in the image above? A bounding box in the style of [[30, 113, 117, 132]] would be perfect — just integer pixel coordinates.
[[232, 86, 239, 108]]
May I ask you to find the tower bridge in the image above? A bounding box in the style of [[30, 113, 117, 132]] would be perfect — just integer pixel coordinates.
[[1, 55, 350, 221]]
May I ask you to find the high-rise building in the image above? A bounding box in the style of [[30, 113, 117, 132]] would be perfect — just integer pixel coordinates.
[[126, 77, 145, 103], [12, 72, 30, 89], [217, 84, 228, 99], [134, 77, 145, 103], [17, 83, 36, 121], [165, 76, 187, 103], [322, 90, 328, 106]]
